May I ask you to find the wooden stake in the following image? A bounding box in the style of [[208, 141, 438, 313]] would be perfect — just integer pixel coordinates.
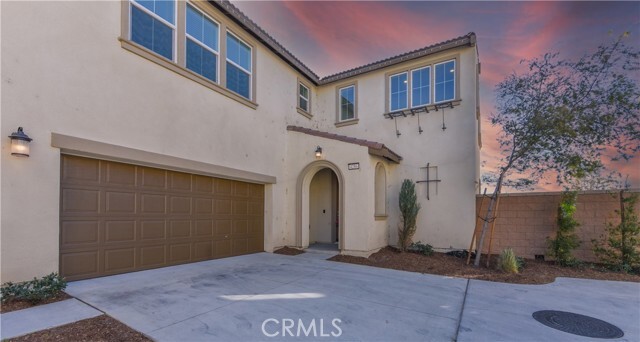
[[468, 189, 487, 265], [486, 193, 502, 267]]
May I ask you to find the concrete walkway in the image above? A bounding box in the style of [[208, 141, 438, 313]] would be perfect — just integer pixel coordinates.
[[6, 253, 639, 341], [0, 298, 103, 340]]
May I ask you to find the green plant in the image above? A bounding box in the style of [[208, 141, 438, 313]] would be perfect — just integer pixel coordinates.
[[497, 248, 520, 274], [593, 191, 640, 273], [408, 241, 433, 256], [1, 273, 67, 304], [548, 191, 581, 266], [398, 179, 421, 252]]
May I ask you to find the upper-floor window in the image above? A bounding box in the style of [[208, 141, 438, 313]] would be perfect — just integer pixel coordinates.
[[411, 66, 431, 107], [130, 0, 176, 61], [299, 83, 310, 113], [389, 72, 408, 111], [185, 4, 219, 82], [339, 85, 356, 121], [226, 32, 252, 99], [435, 60, 455, 103]]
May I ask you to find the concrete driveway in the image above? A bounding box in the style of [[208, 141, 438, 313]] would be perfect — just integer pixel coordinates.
[[66, 252, 640, 341]]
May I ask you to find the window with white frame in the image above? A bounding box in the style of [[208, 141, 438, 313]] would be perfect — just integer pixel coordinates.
[[435, 60, 455, 103], [389, 72, 408, 111], [185, 4, 219, 82], [299, 83, 310, 113], [130, 0, 176, 61], [226, 32, 252, 99], [411, 66, 431, 107], [339, 85, 356, 121]]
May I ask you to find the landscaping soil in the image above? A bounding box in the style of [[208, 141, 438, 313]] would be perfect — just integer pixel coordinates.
[[274, 246, 305, 255], [329, 247, 640, 284], [7, 315, 151, 342], [0, 292, 73, 314]]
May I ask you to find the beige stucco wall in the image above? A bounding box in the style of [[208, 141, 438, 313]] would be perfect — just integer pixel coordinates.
[[1, 1, 479, 282]]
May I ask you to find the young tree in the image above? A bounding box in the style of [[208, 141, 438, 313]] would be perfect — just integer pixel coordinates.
[[547, 191, 581, 266], [398, 179, 421, 252], [475, 34, 640, 266]]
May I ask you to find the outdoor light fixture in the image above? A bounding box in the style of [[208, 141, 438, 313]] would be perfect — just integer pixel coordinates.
[[8, 127, 32, 157], [315, 146, 323, 158]]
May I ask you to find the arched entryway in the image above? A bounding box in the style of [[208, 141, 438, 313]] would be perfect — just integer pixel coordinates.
[[296, 160, 345, 250]]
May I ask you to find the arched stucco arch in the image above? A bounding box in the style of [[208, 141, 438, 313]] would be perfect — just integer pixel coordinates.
[[295, 160, 345, 250]]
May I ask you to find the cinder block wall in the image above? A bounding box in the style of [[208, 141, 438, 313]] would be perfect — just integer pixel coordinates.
[[474, 190, 640, 262]]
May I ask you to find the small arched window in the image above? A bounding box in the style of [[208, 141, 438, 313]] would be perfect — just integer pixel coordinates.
[[375, 163, 387, 216]]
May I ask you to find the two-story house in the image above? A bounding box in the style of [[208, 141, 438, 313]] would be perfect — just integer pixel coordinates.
[[1, 0, 481, 282]]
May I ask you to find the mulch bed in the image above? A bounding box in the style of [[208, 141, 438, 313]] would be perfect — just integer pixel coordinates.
[[7, 315, 152, 342], [274, 246, 305, 255], [329, 247, 640, 284], [1, 292, 73, 314]]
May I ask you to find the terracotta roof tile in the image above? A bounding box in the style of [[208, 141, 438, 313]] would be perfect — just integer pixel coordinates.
[[287, 125, 402, 163]]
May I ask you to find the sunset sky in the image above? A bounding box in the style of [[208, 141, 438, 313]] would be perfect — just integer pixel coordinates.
[[232, 1, 640, 191]]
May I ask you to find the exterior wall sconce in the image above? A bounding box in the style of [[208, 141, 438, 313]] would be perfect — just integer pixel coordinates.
[[315, 146, 323, 159], [9, 127, 32, 157]]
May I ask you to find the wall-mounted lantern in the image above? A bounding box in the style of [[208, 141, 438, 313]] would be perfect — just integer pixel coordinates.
[[9, 127, 32, 157], [315, 146, 323, 159]]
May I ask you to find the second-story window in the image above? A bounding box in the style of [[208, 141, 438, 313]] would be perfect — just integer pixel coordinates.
[[435, 60, 455, 103], [186, 4, 219, 82], [339, 85, 356, 121], [411, 66, 431, 107], [299, 83, 310, 112], [226, 32, 252, 99], [389, 72, 408, 111], [130, 0, 176, 61]]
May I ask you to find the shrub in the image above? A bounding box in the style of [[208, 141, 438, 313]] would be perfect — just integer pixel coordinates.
[[497, 248, 520, 274], [1, 273, 67, 304], [408, 241, 433, 256], [593, 191, 640, 273], [548, 191, 581, 266], [398, 179, 421, 252]]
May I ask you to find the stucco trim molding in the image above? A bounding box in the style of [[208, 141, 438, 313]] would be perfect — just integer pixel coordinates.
[[51, 133, 276, 184]]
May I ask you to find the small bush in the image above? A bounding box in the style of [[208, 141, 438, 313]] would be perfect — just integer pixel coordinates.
[[408, 241, 433, 256], [548, 191, 581, 266], [497, 248, 520, 274], [1, 273, 67, 304], [398, 179, 421, 252]]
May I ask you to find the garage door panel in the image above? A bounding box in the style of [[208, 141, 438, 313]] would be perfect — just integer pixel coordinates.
[[140, 220, 166, 240], [139, 245, 166, 267], [104, 162, 136, 186], [105, 191, 136, 214], [60, 155, 264, 281], [139, 167, 167, 189], [61, 251, 99, 278], [141, 194, 166, 214], [104, 248, 136, 272], [61, 220, 100, 246], [105, 220, 136, 243], [62, 189, 100, 214]]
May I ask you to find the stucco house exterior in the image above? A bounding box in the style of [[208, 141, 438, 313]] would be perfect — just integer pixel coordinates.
[[1, 0, 481, 282]]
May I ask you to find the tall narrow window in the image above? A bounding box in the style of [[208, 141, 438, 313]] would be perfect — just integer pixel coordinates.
[[185, 4, 219, 82], [299, 83, 310, 112], [389, 72, 408, 111], [411, 66, 431, 107], [435, 60, 455, 103], [339, 85, 355, 121], [226, 32, 252, 99], [130, 0, 175, 61]]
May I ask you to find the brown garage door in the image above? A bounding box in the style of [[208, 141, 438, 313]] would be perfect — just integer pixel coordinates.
[[60, 155, 264, 281]]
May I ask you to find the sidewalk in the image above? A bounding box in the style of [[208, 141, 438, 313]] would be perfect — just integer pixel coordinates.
[[0, 299, 103, 340]]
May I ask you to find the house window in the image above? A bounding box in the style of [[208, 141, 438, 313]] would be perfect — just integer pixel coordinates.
[[435, 60, 455, 103], [185, 4, 219, 82], [411, 66, 431, 107], [339, 85, 355, 121], [299, 83, 310, 113], [389, 72, 408, 111], [375, 163, 387, 217], [226, 32, 252, 99], [130, 0, 175, 61]]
